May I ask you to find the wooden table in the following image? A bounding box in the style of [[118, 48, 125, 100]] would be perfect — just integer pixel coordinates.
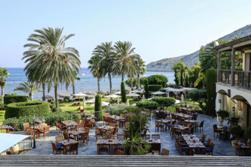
[[0, 125, 15, 133], [68, 129, 88, 141], [97, 139, 124, 154], [62, 120, 78, 129], [172, 113, 192, 120], [182, 134, 205, 149]]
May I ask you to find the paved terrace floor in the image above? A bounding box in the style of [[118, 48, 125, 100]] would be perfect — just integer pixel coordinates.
[[22, 114, 236, 156], [0, 155, 250, 167]]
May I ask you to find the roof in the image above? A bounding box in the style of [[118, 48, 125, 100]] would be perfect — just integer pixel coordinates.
[[215, 35, 251, 51], [0, 133, 30, 153]]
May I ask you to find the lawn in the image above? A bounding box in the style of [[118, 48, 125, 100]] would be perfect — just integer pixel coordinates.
[[59, 102, 94, 114]]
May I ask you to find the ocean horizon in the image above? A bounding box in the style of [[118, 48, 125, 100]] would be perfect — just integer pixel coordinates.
[[4, 68, 174, 99]]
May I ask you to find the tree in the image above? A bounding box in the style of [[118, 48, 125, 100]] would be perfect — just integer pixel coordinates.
[[93, 42, 115, 93], [14, 82, 37, 100], [172, 62, 187, 86], [94, 94, 102, 121], [0, 68, 9, 98], [23, 27, 81, 110], [88, 54, 104, 92], [121, 82, 127, 103], [205, 68, 217, 116], [144, 80, 150, 99], [114, 41, 139, 82], [199, 42, 217, 72], [188, 63, 201, 87], [133, 55, 145, 89]]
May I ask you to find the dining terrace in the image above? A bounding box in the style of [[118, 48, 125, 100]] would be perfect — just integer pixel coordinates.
[[19, 112, 235, 156]]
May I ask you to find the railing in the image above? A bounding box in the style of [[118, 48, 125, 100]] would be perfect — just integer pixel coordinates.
[[218, 70, 251, 90]]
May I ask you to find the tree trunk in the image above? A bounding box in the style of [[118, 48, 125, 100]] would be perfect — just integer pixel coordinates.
[[42, 83, 46, 101], [121, 73, 124, 82], [54, 83, 58, 111], [29, 92, 32, 101], [72, 82, 75, 94], [0, 86, 3, 96], [108, 73, 112, 93], [0, 86, 4, 104], [97, 78, 100, 93]]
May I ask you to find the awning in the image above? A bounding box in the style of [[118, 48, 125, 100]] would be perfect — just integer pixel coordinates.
[[0, 133, 30, 153]]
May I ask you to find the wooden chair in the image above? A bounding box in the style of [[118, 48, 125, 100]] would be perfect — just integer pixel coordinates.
[[198, 120, 204, 132], [213, 124, 221, 138], [67, 143, 79, 154], [51, 142, 63, 154], [161, 148, 170, 155]]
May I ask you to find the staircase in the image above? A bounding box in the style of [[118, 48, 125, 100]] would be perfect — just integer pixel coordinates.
[[0, 155, 250, 167]]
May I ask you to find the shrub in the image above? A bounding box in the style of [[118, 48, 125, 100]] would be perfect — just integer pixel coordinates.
[[245, 128, 251, 139], [3, 112, 81, 131], [187, 89, 207, 101], [125, 78, 137, 88], [216, 110, 229, 120], [108, 104, 139, 115], [5, 101, 50, 119], [136, 100, 158, 110], [151, 97, 176, 108], [230, 125, 244, 139], [4, 94, 28, 105], [121, 82, 127, 103], [148, 84, 162, 92], [147, 75, 168, 87]]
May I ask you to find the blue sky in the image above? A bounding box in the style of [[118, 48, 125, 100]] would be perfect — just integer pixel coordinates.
[[1, 0, 251, 67]]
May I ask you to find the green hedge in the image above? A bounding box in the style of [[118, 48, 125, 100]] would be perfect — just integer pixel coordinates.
[[136, 100, 158, 110], [148, 84, 162, 92], [5, 101, 50, 119], [147, 75, 168, 87], [151, 97, 176, 108], [3, 112, 81, 131], [187, 89, 207, 101], [4, 94, 28, 105]]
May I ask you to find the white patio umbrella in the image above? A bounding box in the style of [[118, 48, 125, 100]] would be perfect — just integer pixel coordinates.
[[105, 94, 120, 99], [102, 102, 110, 107], [127, 93, 140, 97], [151, 91, 165, 96]]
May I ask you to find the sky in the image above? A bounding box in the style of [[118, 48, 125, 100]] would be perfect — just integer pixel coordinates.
[[1, 0, 251, 68]]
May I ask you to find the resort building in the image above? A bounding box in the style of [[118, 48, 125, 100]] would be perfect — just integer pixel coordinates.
[[216, 35, 251, 128]]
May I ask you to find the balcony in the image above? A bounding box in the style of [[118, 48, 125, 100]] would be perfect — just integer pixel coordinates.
[[218, 70, 251, 89]]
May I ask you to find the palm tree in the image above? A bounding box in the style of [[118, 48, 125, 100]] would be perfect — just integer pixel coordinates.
[[14, 82, 37, 100], [134, 56, 145, 88], [0, 67, 9, 97], [88, 54, 104, 92], [114, 41, 139, 82], [172, 62, 187, 86], [93, 42, 115, 93], [23, 27, 81, 110]]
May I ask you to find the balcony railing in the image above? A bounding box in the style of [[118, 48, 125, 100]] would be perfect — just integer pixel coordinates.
[[218, 70, 251, 89]]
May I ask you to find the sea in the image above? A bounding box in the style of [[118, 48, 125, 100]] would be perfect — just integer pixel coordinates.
[[4, 68, 174, 99]]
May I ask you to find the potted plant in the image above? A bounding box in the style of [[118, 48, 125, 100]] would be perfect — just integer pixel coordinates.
[[217, 110, 229, 126], [124, 136, 150, 155], [228, 116, 239, 127], [230, 125, 244, 140]]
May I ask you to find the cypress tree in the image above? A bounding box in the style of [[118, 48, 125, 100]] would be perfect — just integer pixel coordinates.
[[121, 82, 127, 103]]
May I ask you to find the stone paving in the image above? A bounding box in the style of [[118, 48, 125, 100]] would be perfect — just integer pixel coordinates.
[[23, 114, 236, 156]]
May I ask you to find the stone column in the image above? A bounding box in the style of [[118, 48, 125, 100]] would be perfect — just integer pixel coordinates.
[[217, 51, 221, 82], [231, 48, 235, 86]]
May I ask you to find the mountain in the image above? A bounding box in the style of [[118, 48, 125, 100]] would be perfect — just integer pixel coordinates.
[[147, 24, 251, 72]]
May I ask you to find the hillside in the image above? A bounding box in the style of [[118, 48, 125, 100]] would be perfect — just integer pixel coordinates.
[[147, 24, 251, 72]]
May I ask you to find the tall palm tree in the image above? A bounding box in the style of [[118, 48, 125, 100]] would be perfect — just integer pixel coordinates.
[[23, 27, 81, 110], [114, 41, 139, 82], [0, 67, 9, 97], [88, 54, 103, 92], [14, 82, 37, 100], [93, 42, 115, 93], [172, 62, 187, 86], [134, 56, 145, 88]]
